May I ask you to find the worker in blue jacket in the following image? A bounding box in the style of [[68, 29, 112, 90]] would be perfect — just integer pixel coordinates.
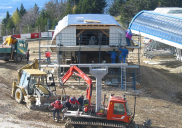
[[108, 49, 118, 63], [119, 46, 129, 63]]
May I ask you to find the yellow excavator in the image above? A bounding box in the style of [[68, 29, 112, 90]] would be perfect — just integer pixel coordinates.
[[12, 59, 69, 109]]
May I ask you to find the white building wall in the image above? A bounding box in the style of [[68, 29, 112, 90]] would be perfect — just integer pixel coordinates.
[[56, 26, 76, 46], [109, 26, 127, 46]]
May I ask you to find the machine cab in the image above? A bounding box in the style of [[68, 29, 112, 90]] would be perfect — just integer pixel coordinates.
[[16, 40, 28, 55], [19, 69, 52, 96], [106, 96, 132, 123]]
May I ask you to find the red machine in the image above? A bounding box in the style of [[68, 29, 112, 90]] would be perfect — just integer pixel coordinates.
[[60, 65, 92, 112], [61, 66, 151, 128]]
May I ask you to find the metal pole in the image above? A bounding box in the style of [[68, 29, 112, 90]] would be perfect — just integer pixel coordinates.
[[121, 66, 123, 90], [13, 28, 14, 35], [0, 25, 1, 37], [39, 31, 41, 70], [138, 31, 141, 83], [47, 19, 50, 51], [58, 48, 61, 86], [133, 70, 135, 90], [28, 26, 29, 33], [58, 33, 62, 86], [99, 33, 102, 63], [79, 35, 81, 64]]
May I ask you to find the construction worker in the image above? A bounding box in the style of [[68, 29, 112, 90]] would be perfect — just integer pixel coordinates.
[[69, 96, 80, 105], [125, 29, 132, 46], [26, 49, 30, 64], [69, 96, 80, 111], [64, 99, 71, 110], [77, 95, 84, 106], [119, 46, 129, 63], [51, 99, 63, 121], [45, 51, 51, 64], [108, 49, 118, 63]]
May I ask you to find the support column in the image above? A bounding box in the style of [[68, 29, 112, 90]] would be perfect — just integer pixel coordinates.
[[89, 67, 108, 112], [57, 50, 62, 85]]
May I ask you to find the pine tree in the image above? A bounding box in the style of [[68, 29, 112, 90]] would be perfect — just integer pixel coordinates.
[[109, 0, 125, 16], [65, 1, 73, 15], [34, 3, 39, 14], [75, 0, 107, 14], [19, 3, 26, 17], [2, 11, 10, 27], [6, 17, 15, 30], [119, 0, 159, 28]]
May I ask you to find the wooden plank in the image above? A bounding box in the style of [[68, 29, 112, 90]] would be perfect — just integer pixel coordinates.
[[100, 29, 109, 37], [84, 20, 101, 23], [76, 26, 110, 29], [76, 29, 85, 37]]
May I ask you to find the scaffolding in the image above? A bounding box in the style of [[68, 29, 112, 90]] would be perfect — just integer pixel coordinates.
[[39, 31, 141, 91], [143, 40, 175, 59]]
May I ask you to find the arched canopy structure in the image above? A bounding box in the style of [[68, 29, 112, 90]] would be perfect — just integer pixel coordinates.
[[51, 14, 125, 46], [129, 10, 182, 49]]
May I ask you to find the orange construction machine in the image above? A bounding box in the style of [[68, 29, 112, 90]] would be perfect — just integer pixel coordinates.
[[60, 65, 151, 128]]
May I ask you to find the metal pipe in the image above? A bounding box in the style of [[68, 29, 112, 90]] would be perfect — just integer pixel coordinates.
[[71, 63, 128, 67], [40, 64, 139, 68], [39, 31, 41, 70]]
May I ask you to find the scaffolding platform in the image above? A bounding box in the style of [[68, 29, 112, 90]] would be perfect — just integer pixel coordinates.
[[40, 45, 139, 52], [40, 64, 139, 68]]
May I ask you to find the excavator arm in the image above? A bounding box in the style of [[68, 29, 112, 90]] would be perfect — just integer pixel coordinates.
[[61, 65, 92, 105]]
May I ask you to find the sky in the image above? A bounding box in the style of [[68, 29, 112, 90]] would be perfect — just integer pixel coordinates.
[[0, 0, 48, 21]]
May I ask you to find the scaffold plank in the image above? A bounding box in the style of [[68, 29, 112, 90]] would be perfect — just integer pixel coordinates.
[[40, 45, 139, 52]]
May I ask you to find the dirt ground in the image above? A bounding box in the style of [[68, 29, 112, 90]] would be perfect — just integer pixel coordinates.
[[0, 39, 182, 128]]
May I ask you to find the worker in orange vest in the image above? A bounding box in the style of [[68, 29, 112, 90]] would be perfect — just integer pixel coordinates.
[[51, 99, 63, 121], [45, 51, 51, 64]]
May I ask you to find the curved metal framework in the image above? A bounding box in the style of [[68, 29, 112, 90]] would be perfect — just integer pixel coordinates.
[[129, 11, 182, 46]]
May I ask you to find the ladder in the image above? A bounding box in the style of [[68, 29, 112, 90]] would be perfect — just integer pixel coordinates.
[[121, 66, 126, 91]]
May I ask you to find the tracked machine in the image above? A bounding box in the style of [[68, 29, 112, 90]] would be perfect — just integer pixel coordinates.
[[61, 65, 151, 128]]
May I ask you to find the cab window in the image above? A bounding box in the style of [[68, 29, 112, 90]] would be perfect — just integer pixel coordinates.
[[19, 42, 24, 47], [113, 103, 125, 115]]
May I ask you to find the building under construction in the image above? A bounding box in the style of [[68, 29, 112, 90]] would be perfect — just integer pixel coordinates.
[[40, 14, 141, 90]]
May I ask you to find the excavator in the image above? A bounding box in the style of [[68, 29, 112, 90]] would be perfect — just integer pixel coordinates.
[[12, 59, 69, 109], [59, 65, 151, 128], [0, 36, 27, 62]]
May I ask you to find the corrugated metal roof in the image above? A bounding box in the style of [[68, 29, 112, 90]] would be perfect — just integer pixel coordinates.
[[129, 10, 182, 49]]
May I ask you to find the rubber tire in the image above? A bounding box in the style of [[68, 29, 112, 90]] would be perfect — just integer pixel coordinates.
[[15, 88, 24, 103], [14, 54, 23, 63]]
